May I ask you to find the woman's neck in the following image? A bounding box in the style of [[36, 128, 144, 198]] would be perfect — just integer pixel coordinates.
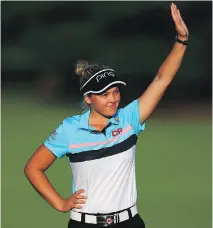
[[89, 109, 109, 127]]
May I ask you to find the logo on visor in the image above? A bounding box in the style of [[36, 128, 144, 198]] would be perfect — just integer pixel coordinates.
[[96, 71, 115, 83]]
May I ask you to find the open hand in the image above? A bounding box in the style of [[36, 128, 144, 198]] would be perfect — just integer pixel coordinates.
[[171, 3, 189, 40]]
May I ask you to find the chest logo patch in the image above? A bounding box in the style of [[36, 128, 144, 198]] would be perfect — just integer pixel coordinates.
[[112, 128, 122, 137]]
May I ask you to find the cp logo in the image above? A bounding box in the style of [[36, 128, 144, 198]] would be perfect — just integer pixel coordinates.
[[112, 128, 122, 137]]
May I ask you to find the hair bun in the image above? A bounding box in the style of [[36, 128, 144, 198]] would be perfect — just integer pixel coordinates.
[[75, 60, 90, 77], [74, 60, 110, 89]]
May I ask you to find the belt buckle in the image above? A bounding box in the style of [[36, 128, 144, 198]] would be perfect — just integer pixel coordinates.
[[106, 215, 114, 226], [97, 214, 117, 226]]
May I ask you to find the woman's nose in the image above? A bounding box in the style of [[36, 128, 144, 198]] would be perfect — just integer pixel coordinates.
[[108, 94, 116, 102]]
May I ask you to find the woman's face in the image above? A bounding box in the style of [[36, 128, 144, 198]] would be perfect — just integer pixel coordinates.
[[85, 87, 121, 117]]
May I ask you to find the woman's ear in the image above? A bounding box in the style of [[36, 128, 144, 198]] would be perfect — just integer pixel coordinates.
[[84, 95, 92, 105]]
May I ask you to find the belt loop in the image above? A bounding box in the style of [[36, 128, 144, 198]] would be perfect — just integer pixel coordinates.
[[115, 214, 119, 223], [127, 208, 132, 218], [81, 213, 85, 223]]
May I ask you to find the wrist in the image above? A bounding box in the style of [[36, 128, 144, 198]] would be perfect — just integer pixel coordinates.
[[177, 35, 188, 41], [175, 35, 188, 46], [55, 198, 67, 212]]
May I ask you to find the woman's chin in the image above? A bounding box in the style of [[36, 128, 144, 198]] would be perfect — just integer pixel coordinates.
[[105, 108, 117, 116]]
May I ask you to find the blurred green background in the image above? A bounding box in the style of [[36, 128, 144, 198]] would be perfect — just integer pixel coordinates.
[[2, 93, 211, 228], [1, 1, 212, 228]]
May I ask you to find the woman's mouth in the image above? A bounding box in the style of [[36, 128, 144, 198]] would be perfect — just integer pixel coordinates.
[[108, 103, 116, 108]]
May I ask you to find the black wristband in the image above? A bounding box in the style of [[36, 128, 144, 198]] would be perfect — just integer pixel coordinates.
[[175, 36, 188, 46]]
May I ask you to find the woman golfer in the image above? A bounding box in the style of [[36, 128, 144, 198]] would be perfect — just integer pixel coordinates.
[[25, 3, 189, 228]]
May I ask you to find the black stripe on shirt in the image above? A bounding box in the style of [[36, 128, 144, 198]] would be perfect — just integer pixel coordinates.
[[66, 134, 137, 163]]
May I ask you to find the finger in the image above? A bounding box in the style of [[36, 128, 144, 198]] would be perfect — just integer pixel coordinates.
[[74, 189, 85, 195], [177, 9, 183, 21], [74, 204, 83, 209], [76, 199, 87, 204], [175, 10, 182, 23], [172, 6, 181, 24], [171, 3, 175, 12], [172, 2, 177, 11], [76, 194, 88, 199], [171, 4, 177, 20], [171, 4, 176, 19], [173, 5, 179, 19]]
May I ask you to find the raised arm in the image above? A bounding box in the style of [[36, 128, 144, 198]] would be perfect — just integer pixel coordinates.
[[139, 3, 189, 123]]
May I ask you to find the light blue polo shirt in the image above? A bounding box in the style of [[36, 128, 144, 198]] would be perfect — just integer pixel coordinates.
[[44, 98, 145, 213]]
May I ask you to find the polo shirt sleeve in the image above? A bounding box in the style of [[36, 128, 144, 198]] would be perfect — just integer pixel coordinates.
[[43, 120, 68, 158], [121, 98, 145, 135]]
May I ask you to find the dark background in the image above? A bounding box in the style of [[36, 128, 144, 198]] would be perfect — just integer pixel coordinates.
[[2, 1, 212, 105]]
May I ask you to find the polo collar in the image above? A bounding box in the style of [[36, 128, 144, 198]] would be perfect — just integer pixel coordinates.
[[80, 108, 120, 131], [110, 113, 120, 125]]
